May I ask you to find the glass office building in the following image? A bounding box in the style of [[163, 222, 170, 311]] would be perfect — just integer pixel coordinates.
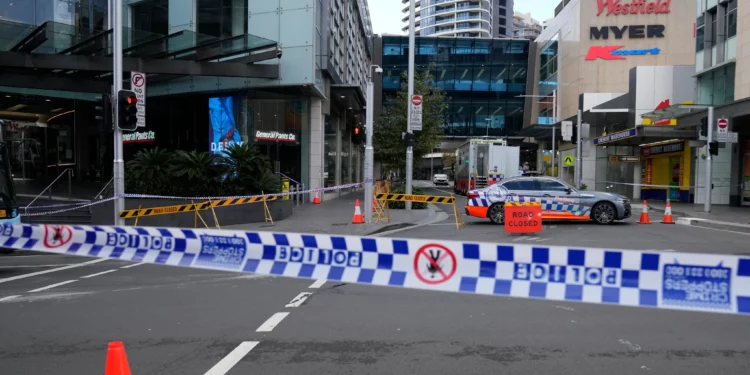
[[375, 36, 530, 138]]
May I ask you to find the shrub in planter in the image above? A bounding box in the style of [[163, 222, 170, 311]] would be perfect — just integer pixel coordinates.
[[387, 185, 428, 209]]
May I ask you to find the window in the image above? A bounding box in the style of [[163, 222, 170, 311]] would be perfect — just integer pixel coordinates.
[[538, 179, 569, 192], [498, 27, 507, 36], [502, 180, 538, 191], [727, 0, 737, 39], [132, 0, 169, 35], [709, 10, 718, 47], [696, 15, 705, 52], [498, 0, 506, 5], [198, 0, 247, 38]]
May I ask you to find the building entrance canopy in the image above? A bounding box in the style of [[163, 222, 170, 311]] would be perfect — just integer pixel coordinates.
[[0, 20, 281, 94]]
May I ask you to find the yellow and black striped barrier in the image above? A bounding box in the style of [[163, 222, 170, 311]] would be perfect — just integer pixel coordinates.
[[505, 202, 542, 207], [375, 193, 455, 204], [119, 196, 279, 219]]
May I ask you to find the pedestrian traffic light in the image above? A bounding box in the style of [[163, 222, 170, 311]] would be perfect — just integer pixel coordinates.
[[117, 89, 138, 131], [709, 141, 719, 156], [700, 116, 708, 137], [351, 123, 363, 145], [94, 94, 111, 129]]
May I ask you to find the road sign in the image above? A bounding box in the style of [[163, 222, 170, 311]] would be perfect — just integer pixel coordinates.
[[717, 131, 738, 143], [504, 202, 542, 234], [561, 121, 572, 141], [564, 155, 575, 166], [410, 95, 423, 131], [414, 243, 456, 284], [717, 118, 728, 137], [130, 71, 146, 128]]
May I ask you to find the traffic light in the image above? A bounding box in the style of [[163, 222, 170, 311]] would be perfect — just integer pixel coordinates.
[[709, 141, 719, 156], [571, 124, 578, 144], [404, 132, 415, 148], [351, 123, 363, 145], [94, 94, 111, 129], [117, 90, 138, 131], [700, 117, 708, 137]]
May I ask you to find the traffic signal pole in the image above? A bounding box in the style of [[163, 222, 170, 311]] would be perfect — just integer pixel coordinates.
[[704, 106, 714, 213], [112, 0, 125, 225], [405, 0, 416, 210], [365, 80, 374, 224]]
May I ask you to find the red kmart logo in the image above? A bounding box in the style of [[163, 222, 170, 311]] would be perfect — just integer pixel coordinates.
[[596, 0, 671, 16], [585, 45, 661, 60]]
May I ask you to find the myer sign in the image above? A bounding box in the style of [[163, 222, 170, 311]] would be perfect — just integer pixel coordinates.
[[255, 131, 296, 142], [122, 130, 155, 144]]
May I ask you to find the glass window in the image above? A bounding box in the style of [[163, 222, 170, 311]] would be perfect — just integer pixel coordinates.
[[710, 11, 718, 47], [696, 15, 705, 52], [502, 180, 538, 191], [538, 179, 569, 191], [726, 0, 737, 38], [198, 0, 247, 38], [324, 116, 336, 187], [0, 0, 35, 24], [132, 0, 169, 35]]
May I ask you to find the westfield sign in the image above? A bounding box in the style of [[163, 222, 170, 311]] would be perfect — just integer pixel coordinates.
[[596, 0, 671, 16]]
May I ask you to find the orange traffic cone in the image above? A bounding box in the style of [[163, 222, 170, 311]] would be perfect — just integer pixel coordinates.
[[352, 199, 364, 224], [104, 341, 132, 375], [662, 199, 675, 224], [313, 188, 321, 204], [638, 200, 652, 224]]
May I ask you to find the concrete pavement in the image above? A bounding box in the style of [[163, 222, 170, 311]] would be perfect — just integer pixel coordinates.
[[1, 185, 750, 374]]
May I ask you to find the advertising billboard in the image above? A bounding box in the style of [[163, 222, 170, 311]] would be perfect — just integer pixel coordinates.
[[208, 97, 242, 157]]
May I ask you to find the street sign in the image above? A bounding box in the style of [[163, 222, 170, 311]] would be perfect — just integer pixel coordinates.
[[561, 121, 572, 141], [410, 95, 423, 131], [717, 118, 728, 136], [717, 131, 738, 143], [564, 155, 575, 166], [414, 243, 456, 284], [130, 71, 146, 128]]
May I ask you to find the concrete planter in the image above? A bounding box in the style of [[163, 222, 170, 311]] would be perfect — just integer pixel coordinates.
[[91, 198, 294, 227]]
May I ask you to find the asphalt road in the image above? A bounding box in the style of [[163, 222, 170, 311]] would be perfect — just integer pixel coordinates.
[[1, 189, 749, 374]]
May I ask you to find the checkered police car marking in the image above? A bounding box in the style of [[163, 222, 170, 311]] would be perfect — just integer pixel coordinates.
[[2, 223, 750, 316]]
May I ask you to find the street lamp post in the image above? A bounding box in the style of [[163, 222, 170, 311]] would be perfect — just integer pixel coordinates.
[[365, 65, 382, 224], [405, 0, 416, 210]]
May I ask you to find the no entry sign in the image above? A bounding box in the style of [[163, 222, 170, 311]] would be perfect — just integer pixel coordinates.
[[410, 95, 423, 131], [504, 203, 542, 234], [717, 118, 728, 136], [414, 243, 456, 284]]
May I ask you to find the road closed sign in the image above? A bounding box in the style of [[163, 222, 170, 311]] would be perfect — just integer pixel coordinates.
[[504, 202, 542, 234]]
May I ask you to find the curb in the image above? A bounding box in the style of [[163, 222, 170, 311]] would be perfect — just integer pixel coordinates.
[[675, 217, 750, 234]]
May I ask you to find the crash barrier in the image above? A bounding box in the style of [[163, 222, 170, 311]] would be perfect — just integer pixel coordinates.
[[22, 183, 363, 218], [2, 223, 749, 316], [119, 195, 278, 226], [372, 180, 391, 224], [504, 202, 542, 234], [375, 193, 466, 230]]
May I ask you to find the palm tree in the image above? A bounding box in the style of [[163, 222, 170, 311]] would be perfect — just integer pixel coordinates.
[[170, 150, 224, 182], [127, 147, 173, 180]]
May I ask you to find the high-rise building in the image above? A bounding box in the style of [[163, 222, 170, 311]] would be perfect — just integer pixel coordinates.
[[401, 0, 513, 38], [513, 12, 543, 40]]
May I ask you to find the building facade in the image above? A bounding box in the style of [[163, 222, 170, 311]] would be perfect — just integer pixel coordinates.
[[0, 0, 373, 201], [400, 0, 495, 38], [493, 0, 515, 38], [526, 0, 699, 201], [513, 11, 543, 41]]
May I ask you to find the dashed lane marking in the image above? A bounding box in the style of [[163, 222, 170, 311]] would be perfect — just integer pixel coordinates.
[[256, 312, 289, 332], [0, 295, 20, 302], [81, 269, 118, 279], [0, 258, 107, 284], [28, 280, 78, 293], [308, 279, 326, 289], [285, 292, 312, 308], [120, 263, 144, 269], [202, 341, 259, 375]]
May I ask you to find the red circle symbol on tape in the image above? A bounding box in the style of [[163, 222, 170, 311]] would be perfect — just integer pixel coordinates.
[[44, 225, 73, 248], [717, 118, 728, 129], [414, 243, 457, 284], [411, 96, 422, 106]]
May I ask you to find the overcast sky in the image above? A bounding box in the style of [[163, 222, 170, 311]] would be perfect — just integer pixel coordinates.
[[370, 0, 559, 36]]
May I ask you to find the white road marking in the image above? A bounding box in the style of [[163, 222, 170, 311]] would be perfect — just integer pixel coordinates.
[[0, 258, 107, 284], [28, 280, 78, 293], [0, 295, 20, 302], [81, 269, 118, 279], [256, 312, 290, 332], [121, 263, 144, 269], [554, 305, 575, 311], [0, 264, 71, 268], [619, 339, 642, 351], [285, 292, 312, 308], [308, 279, 326, 289], [203, 341, 259, 375]]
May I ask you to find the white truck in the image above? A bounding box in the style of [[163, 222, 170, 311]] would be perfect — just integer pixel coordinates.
[[453, 138, 520, 195]]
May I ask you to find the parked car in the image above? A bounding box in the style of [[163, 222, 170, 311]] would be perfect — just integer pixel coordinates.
[[432, 174, 449, 185], [464, 176, 631, 225]]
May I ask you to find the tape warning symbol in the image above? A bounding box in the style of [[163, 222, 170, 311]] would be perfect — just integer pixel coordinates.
[[414, 243, 457, 284]]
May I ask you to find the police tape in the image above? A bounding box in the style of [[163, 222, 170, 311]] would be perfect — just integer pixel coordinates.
[[119, 195, 279, 219], [375, 193, 454, 204], [603, 181, 743, 189], [4, 223, 749, 316], [21, 197, 120, 217]]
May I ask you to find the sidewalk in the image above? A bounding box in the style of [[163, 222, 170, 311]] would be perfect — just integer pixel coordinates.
[[225, 190, 439, 236], [646, 200, 750, 234]]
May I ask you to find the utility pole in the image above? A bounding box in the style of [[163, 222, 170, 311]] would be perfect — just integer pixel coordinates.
[[705, 106, 714, 212], [405, 0, 416, 210], [112, 0, 125, 225], [552, 90, 557, 177], [364, 65, 381, 224], [575, 109, 582, 189]]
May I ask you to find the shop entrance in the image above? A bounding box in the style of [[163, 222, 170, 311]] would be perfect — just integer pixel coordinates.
[[257, 143, 301, 184], [743, 140, 750, 206]]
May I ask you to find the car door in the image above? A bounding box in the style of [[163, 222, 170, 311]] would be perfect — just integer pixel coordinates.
[[536, 178, 586, 219]]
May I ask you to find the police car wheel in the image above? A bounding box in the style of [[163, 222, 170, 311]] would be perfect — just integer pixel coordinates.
[[488, 203, 505, 225], [592, 202, 616, 225]]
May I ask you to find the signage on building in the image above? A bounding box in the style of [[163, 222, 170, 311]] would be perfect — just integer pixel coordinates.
[[590, 25, 665, 39], [130, 71, 146, 128], [122, 130, 155, 144], [410, 95, 423, 131], [585, 46, 660, 60], [561, 121, 573, 141], [717, 132, 738, 143], [255, 131, 297, 142], [593, 128, 638, 145], [609, 155, 641, 162], [642, 141, 683, 156], [642, 99, 677, 126], [596, 0, 672, 17]]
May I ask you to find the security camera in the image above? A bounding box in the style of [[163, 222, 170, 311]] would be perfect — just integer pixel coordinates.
[[276, 46, 283, 59], [375, 67, 383, 74]]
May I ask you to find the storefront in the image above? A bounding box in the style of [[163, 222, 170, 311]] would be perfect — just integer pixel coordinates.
[[641, 140, 691, 202], [744, 140, 750, 205]]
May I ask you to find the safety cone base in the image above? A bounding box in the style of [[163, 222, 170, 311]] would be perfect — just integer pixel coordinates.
[[352, 199, 364, 224], [637, 200, 652, 224]]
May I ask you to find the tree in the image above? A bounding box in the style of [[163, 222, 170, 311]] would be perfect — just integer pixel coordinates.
[[374, 66, 447, 175]]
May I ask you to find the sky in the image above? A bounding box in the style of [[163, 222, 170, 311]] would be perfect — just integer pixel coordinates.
[[370, 0, 560, 36]]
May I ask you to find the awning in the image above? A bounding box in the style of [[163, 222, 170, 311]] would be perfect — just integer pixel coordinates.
[[591, 93, 630, 112], [0, 20, 281, 94]]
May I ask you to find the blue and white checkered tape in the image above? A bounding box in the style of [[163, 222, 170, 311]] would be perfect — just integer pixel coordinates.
[[2, 223, 749, 315]]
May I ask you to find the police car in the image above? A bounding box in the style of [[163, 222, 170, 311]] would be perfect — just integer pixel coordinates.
[[464, 176, 631, 225]]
